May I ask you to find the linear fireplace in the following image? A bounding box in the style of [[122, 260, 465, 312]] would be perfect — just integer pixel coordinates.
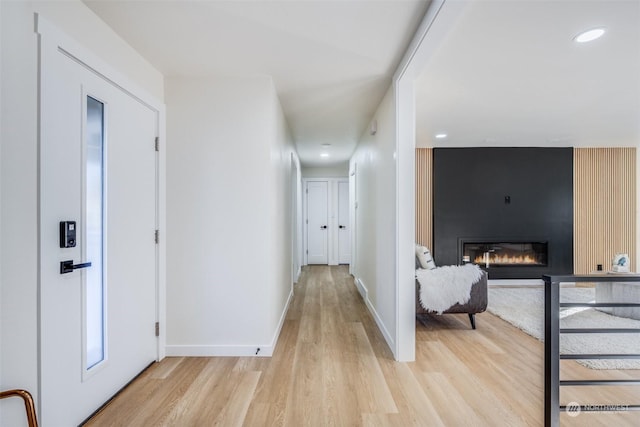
[[461, 240, 548, 268], [434, 148, 573, 279]]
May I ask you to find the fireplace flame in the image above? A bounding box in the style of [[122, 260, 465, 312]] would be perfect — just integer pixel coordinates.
[[473, 254, 541, 265]]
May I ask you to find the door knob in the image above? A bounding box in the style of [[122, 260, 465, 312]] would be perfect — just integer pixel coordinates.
[[60, 260, 92, 274], [339, 225, 346, 229], [320, 225, 327, 229]]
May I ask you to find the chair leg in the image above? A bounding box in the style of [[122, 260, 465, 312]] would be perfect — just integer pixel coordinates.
[[468, 313, 476, 329]]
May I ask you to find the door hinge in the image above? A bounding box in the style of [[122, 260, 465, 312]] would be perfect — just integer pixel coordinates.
[[155, 229, 159, 244], [155, 137, 159, 152], [306, 219, 308, 224], [306, 188, 308, 194], [306, 249, 308, 254], [155, 322, 160, 337]]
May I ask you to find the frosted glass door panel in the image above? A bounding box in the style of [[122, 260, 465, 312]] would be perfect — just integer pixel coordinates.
[[85, 96, 105, 370]]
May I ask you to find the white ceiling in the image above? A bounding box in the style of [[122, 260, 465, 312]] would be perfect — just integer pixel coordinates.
[[84, 0, 430, 166], [416, 0, 640, 148]]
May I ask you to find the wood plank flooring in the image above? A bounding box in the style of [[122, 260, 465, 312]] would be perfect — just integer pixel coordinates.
[[86, 266, 640, 426]]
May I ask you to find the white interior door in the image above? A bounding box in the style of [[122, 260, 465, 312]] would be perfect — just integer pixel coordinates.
[[39, 42, 158, 425], [306, 181, 329, 264], [338, 181, 351, 264]]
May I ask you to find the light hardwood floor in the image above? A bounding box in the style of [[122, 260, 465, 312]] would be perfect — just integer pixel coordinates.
[[86, 266, 640, 426]]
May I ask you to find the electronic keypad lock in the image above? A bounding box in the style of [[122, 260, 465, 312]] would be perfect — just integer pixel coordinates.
[[59, 221, 76, 248]]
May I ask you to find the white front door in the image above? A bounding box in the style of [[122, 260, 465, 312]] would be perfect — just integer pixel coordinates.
[[338, 181, 351, 264], [306, 181, 329, 264], [39, 39, 158, 425]]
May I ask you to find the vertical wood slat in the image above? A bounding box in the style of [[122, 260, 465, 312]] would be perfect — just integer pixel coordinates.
[[574, 148, 636, 274], [415, 148, 433, 249]]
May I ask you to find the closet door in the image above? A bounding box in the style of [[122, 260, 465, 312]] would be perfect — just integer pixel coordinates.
[[306, 181, 329, 264]]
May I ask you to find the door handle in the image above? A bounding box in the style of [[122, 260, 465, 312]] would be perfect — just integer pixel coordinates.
[[320, 225, 328, 229], [60, 260, 92, 274], [339, 225, 346, 229]]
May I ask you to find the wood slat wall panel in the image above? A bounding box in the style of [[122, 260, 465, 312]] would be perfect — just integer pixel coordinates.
[[415, 148, 433, 249], [574, 148, 636, 274]]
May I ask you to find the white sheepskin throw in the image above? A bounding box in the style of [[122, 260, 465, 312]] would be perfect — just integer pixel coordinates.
[[416, 264, 483, 314]]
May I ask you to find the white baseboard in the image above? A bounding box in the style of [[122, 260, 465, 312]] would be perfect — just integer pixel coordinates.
[[270, 287, 294, 351], [165, 344, 272, 357], [355, 277, 368, 299], [354, 276, 395, 353], [165, 288, 294, 358]]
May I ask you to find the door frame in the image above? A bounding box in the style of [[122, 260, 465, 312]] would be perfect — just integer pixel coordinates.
[[290, 154, 302, 283], [36, 13, 167, 408], [336, 179, 350, 264], [349, 164, 357, 276]]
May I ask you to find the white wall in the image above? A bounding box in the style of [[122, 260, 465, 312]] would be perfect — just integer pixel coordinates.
[[266, 81, 300, 337], [347, 0, 456, 362], [301, 163, 349, 178], [0, 1, 164, 425], [165, 75, 298, 356], [349, 86, 398, 352]]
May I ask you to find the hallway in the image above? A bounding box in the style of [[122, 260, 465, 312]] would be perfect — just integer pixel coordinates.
[[86, 266, 638, 426]]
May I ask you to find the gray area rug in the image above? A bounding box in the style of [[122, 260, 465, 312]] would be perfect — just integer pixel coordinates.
[[487, 286, 640, 369]]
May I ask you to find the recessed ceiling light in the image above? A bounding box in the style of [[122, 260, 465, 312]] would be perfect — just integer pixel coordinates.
[[320, 153, 329, 158], [435, 133, 448, 139], [573, 27, 606, 43]]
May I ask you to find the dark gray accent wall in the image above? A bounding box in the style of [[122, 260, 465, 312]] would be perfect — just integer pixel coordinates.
[[433, 147, 574, 279]]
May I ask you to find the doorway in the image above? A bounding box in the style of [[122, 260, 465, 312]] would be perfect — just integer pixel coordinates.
[[304, 178, 350, 265], [291, 154, 302, 282]]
